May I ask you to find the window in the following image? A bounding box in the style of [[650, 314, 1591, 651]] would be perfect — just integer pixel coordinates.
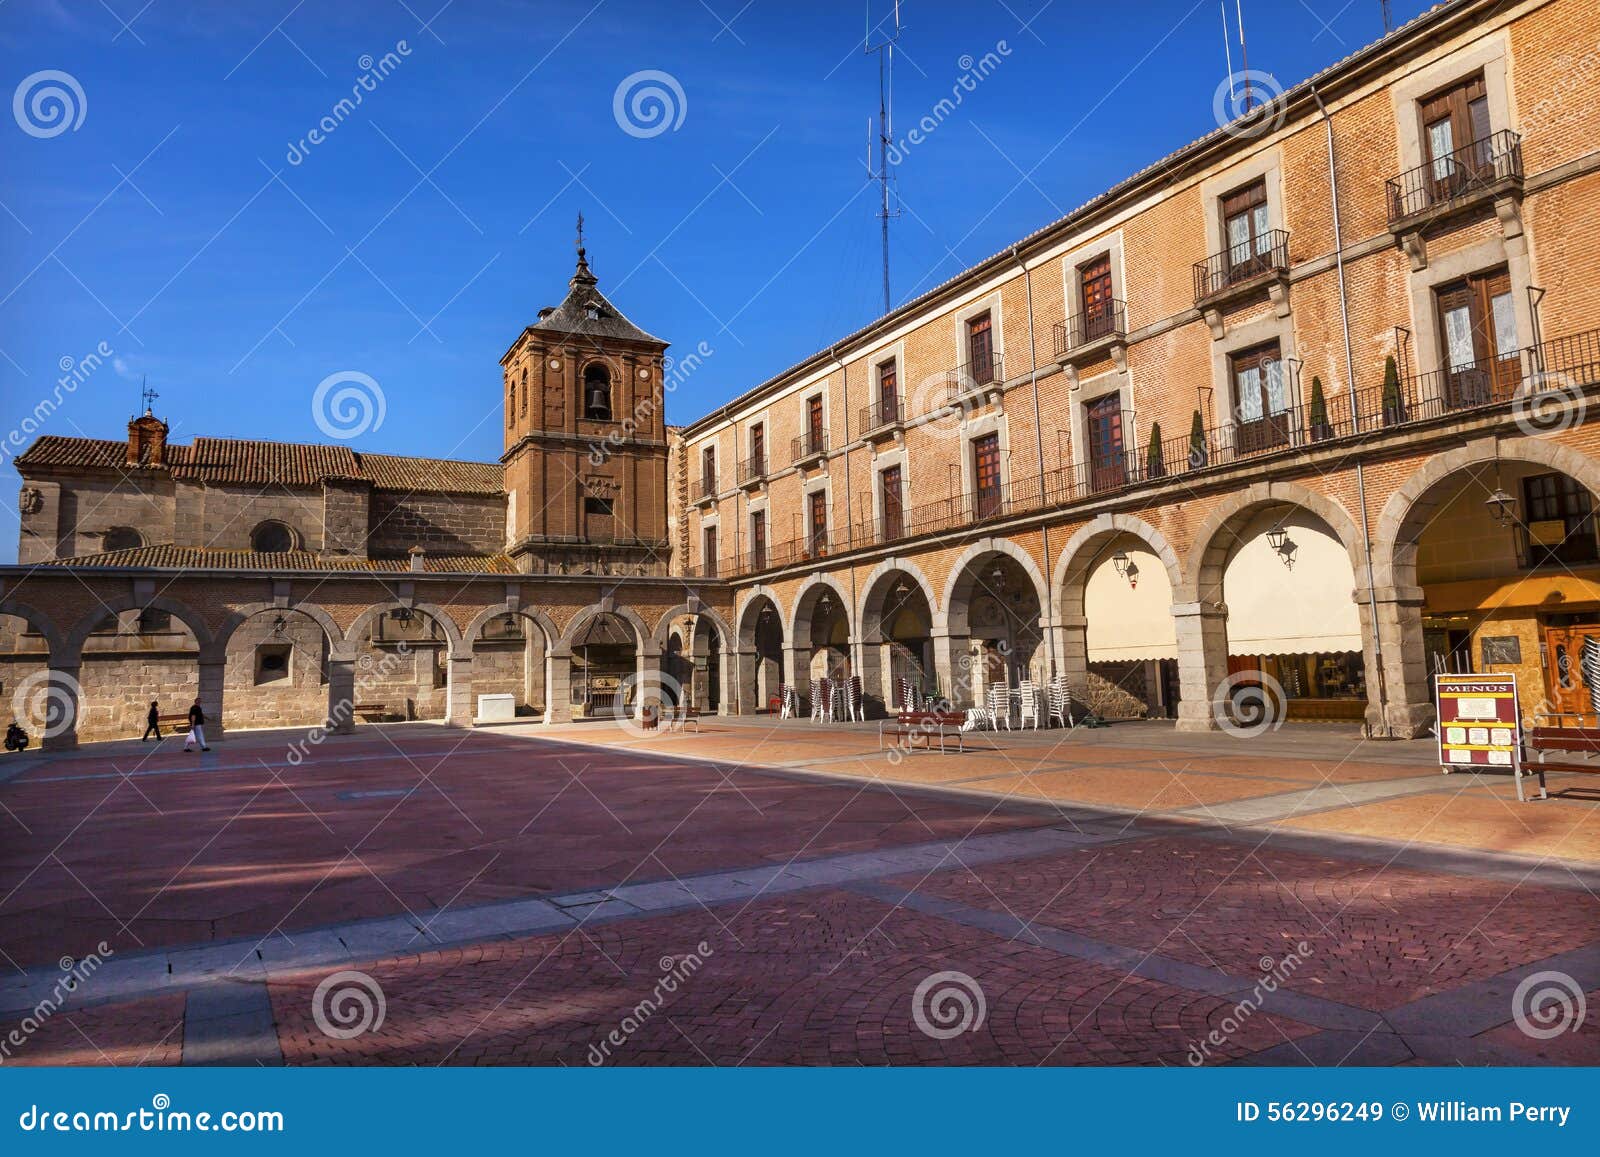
[[878, 359, 899, 424], [1221, 179, 1272, 279], [881, 465, 904, 541], [701, 446, 716, 494], [1085, 393, 1125, 492], [583, 363, 613, 420], [966, 312, 995, 384], [584, 496, 615, 517], [972, 433, 1002, 519], [1079, 255, 1115, 341], [750, 510, 766, 569], [1422, 72, 1492, 192], [1434, 266, 1520, 408], [520, 368, 528, 416], [250, 521, 295, 553], [102, 526, 142, 552], [807, 490, 828, 556], [506, 374, 515, 426], [254, 643, 291, 686], [750, 422, 766, 475], [702, 525, 718, 576], [805, 395, 824, 454], [1231, 341, 1290, 455], [1522, 473, 1598, 568]]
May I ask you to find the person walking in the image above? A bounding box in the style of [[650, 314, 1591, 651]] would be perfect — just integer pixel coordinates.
[[183, 698, 210, 752], [141, 700, 162, 742]]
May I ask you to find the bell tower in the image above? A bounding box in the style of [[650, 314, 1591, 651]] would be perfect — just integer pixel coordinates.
[[500, 218, 671, 575]]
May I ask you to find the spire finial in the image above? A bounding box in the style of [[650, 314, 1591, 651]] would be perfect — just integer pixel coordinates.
[[140, 375, 159, 416], [570, 212, 597, 287], [576, 211, 585, 255]]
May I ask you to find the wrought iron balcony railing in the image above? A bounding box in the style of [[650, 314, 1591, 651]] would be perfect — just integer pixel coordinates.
[[1054, 300, 1127, 360], [1193, 229, 1290, 304], [1386, 130, 1523, 225]]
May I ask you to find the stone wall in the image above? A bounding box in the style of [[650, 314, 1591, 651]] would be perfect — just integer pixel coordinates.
[[367, 490, 506, 557]]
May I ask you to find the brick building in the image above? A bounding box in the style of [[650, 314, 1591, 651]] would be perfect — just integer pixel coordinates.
[[4, 0, 1600, 747]]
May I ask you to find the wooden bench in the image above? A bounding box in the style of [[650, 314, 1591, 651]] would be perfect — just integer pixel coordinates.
[[666, 706, 701, 732], [154, 713, 191, 728], [1522, 716, 1600, 799], [879, 710, 967, 754], [351, 703, 390, 721]]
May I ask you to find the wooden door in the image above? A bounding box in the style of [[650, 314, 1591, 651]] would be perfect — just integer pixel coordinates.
[[966, 313, 995, 383], [1543, 626, 1600, 722], [972, 434, 1002, 519], [806, 396, 824, 453], [1084, 393, 1126, 491], [749, 510, 766, 569], [878, 360, 899, 424], [1422, 73, 1491, 202], [808, 490, 828, 556], [881, 465, 904, 541], [1232, 342, 1290, 454], [750, 423, 765, 475], [1436, 267, 1520, 409], [1079, 255, 1114, 341]]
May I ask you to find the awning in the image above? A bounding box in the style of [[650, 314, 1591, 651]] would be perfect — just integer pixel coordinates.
[[1086, 546, 1178, 662], [1223, 513, 1361, 656]]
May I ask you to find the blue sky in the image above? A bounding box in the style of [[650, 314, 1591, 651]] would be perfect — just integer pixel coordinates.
[[1, 0, 1433, 559]]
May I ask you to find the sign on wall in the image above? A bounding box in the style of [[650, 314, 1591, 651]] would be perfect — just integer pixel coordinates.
[[1479, 635, 1522, 665], [1434, 673, 1535, 801]]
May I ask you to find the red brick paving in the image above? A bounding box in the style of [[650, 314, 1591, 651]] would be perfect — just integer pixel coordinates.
[[0, 994, 184, 1067], [265, 890, 1319, 1066], [0, 731, 1035, 968], [900, 837, 1600, 1010]]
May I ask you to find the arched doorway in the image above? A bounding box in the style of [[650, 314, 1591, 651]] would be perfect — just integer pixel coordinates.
[[859, 568, 936, 714], [1385, 454, 1600, 729], [571, 612, 641, 719], [69, 606, 203, 743], [0, 609, 58, 746], [1056, 517, 1182, 721], [221, 607, 336, 732], [791, 580, 852, 705], [349, 606, 454, 722], [737, 594, 785, 713], [945, 547, 1047, 708], [690, 619, 722, 713], [470, 609, 551, 720], [1185, 490, 1369, 730]]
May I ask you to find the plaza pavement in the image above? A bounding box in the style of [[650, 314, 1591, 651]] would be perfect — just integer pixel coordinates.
[[0, 716, 1595, 1066]]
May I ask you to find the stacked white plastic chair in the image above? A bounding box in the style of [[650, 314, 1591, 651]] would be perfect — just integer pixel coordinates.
[[847, 675, 865, 722], [778, 685, 797, 719], [1047, 676, 1071, 728], [986, 683, 1011, 730], [1019, 678, 1040, 729]]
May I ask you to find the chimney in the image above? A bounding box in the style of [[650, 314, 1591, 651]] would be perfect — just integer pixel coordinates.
[[126, 413, 168, 468], [409, 544, 425, 572]]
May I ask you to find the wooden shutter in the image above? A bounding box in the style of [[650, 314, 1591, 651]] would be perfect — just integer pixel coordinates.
[[972, 433, 1001, 518]]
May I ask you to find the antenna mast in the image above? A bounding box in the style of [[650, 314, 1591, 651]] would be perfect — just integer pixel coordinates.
[[865, 1, 902, 315], [1381, 0, 1394, 33]]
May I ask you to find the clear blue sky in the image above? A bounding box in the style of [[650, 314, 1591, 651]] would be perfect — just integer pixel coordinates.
[[1, 0, 1433, 560]]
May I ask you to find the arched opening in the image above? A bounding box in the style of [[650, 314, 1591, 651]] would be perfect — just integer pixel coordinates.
[[945, 550, 1046, 708], [737, 595, 784, 713], [571, 612, 640, 719], [250, 520, 297, 553], [1063, 530, 1181, 721], [471, 610, 550, 721], [350, 606, 453, 722], [1398, 459, 1600, 725], [1203, 505, 1367, 724], [222, 608, 335, 732], [792, 582, 851, 705], [859, 570, 935, 714], [73, 607, 202, 742], [101, 526, 143, 552], [583, 362, 613, 421], [0, 611, 56, 747]]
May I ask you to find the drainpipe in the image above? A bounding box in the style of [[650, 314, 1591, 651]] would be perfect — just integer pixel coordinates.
[[1012, 244, 1056, 678], [1312, 83, 1390, 738]]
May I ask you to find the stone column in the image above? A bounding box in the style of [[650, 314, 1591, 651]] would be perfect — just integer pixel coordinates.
[[1172, 600, 1230, 732], [326, 653, 358, 735], [929, 632, 966, 707], [40, 664, 81, 752], [446, 652, 474, 727], [198, 658, 227, 742], [1359, 584, 1432, 739], [1057, 611, 1089, 694], [785, 645, 809, 707], [546, 650, 573, 723], [734, 648, 757, 714]]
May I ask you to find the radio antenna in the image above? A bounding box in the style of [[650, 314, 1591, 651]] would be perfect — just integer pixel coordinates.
[[865, 0, 902, 315]]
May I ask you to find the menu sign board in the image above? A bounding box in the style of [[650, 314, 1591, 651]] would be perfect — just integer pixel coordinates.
[[1435, 673, 1520, 770]]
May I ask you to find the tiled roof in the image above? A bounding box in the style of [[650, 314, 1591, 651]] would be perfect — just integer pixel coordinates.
[[40, 544, 519, 573], [526, 249, 665, 346], [16, 435, 503, 496]]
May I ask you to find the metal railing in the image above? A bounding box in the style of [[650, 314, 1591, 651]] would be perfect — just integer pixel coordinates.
[[697, 473, 717, 500], [860, 398, 904, 432], [947, 352, 1003, 399], [1386, 130, 1523, 224], [719, 322, 1600, 579], [1054, 300, 1127, 357], [1193, 229, 1290, 303], [737, 455, 767, 486], [792, 429, 829, 462]]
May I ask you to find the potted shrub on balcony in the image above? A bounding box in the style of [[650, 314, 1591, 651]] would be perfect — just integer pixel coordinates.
[[1187, 409, 1208, 470], [1145, 422, 1165, 479], [1381, 355, 1406, 426], [1308, 376, 1333, 442]]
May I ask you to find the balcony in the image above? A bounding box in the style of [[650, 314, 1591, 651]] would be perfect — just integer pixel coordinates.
[[736, 456, 768, 489], [1192, 230, 1290, 324], [946, 352, 1004, 404], [791, 429, 829, 468], [1386, 130, 1523, 233], [1053, 300, 1127, 369], [859, 399, 905, 440], [692, 473, 717, 506]]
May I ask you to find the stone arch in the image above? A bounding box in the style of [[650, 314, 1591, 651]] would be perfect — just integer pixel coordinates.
[[1182, 480, 1365, 604], [460, 604, 559, 724], [1174, 480, 1370, 733], [735, 589, 787, 713], [651, 603, 733, 652], [1374, 435, 1600, 589], [790, 573, 854, 694], [342, 601, 464, 658], [1053, 514, 1182, 617], [789, 573, 854, 651], [941, 537, 1050, 639], [0, 598, 68, 665], [463, 604, 559, 651], [736, 586, 788, 651], [857, 560, 940, 714], [65, 594, 214, 661], [560, 603, 655, 655], [215, 603, 343, 734], [214, 601, 344, 656]]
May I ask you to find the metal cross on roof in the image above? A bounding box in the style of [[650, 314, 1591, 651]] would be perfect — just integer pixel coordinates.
[[141, 377, 159, 415]]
